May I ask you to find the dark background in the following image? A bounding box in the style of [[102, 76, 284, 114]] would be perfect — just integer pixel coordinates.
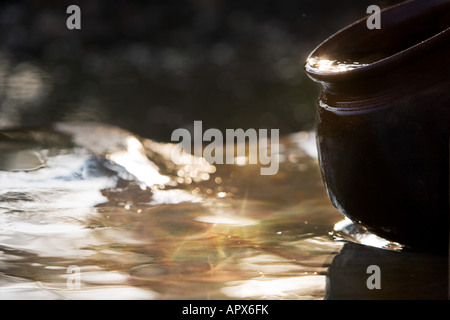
[[0, 0, 403, 141]]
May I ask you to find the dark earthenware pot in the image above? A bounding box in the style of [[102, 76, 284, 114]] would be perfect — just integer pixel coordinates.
[[305, 0, 449, 251]]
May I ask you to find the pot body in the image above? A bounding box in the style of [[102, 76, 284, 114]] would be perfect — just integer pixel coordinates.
[[308, 0, 449, 251]]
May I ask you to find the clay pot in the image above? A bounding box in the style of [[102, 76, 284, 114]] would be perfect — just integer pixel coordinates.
[[305, 0, 449, 251]]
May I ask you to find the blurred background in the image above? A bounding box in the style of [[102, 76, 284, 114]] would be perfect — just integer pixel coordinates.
[[0, 0, 403, 141]]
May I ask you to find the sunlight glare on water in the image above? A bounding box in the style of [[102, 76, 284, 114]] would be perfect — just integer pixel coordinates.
[[0, 123, 353, 299]]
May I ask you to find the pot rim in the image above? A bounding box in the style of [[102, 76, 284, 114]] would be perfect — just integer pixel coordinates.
[[304, 0, 450, 82]]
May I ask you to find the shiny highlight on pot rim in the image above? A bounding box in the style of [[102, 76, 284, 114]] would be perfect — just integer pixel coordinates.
[[170, 121, 280, 175], [305, 57, 369, 73]]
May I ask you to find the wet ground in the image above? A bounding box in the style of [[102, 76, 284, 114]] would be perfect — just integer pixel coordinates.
[[0, 123, 447, 300]]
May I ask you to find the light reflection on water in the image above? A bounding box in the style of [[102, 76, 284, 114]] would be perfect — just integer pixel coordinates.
[[0, 123, 447, 300], [0, 56, 53, 129], [0, 123, 343, 299]]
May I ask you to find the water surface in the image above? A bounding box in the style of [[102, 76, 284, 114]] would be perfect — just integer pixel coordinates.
[[0, 123, 447, 300]]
